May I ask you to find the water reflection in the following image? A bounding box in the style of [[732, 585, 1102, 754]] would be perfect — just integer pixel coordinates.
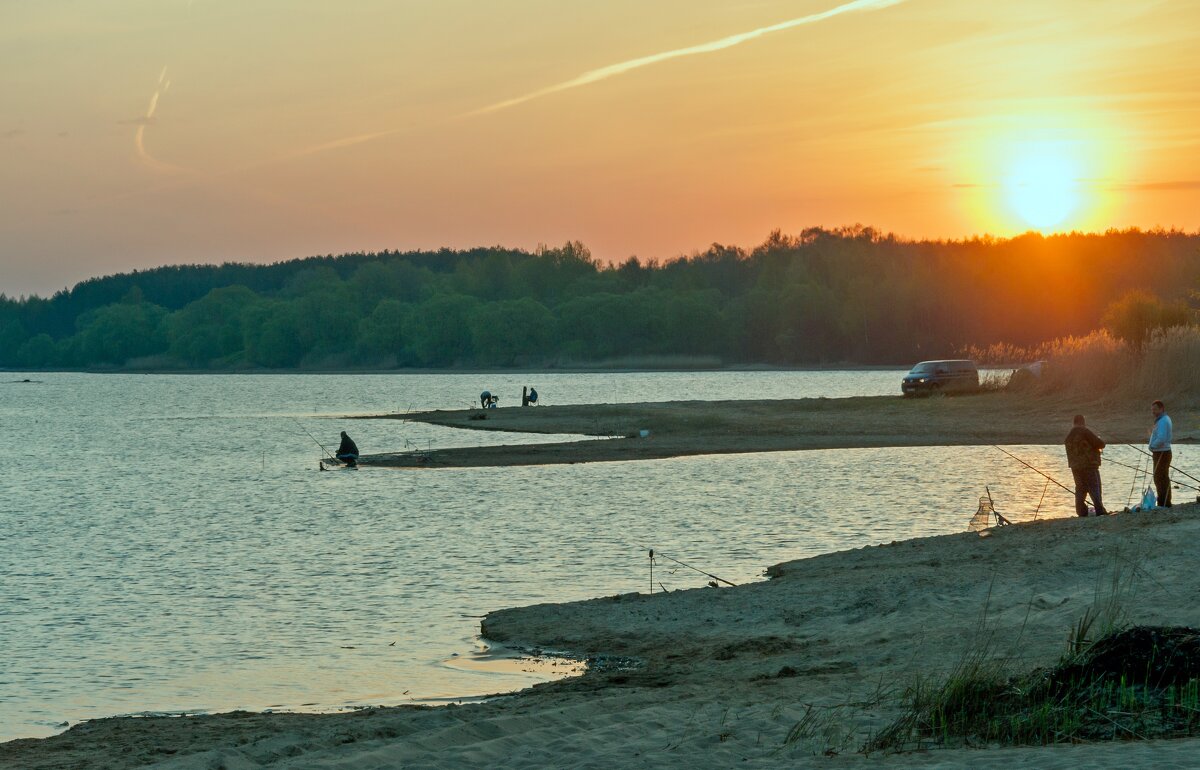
[[0, 372, 1180, 741]]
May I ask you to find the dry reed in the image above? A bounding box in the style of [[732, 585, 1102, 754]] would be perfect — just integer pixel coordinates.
[[980, 326, 1200, 402]]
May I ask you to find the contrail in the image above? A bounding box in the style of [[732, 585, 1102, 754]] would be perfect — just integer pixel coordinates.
[[289, 129, 402, 159], [134, 65, 189, 173], [112, 0, 906, 196], [466, 0, 907, 117], [288, 0, 907, 156]]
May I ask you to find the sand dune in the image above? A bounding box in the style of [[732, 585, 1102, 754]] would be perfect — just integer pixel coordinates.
[[7, 505, 1200, 768]]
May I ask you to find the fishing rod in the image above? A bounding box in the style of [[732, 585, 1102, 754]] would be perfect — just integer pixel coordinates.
[[1125, 444, 1200, 488], [631, 542, 738, 588], [987, 444, 1073, 495], [986, 486, 1013, 525], [291, 417, 336, 462], [1104, 455, 1200, 492]]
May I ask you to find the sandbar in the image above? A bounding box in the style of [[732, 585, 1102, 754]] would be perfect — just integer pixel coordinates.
[[358, 393, 1195, 467]]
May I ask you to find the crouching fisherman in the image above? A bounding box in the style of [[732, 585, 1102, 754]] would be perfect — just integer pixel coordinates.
[[336, 431, 360, 468], [1065, 414, 1107, 517]]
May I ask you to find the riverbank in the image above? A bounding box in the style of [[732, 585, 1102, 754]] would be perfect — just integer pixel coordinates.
[[359, 393, 1197, 468], [6, 505, 1200, 768]]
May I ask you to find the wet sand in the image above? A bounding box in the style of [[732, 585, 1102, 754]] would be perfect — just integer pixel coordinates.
[[7, 504, 1200, 768], [359, 393, 1196, 468]]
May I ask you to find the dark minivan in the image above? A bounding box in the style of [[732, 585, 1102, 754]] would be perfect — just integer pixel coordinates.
[[901, 359, 979, 396]]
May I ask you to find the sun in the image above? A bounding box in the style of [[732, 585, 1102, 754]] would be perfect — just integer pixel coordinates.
[[1002, 141, 1083, 231]]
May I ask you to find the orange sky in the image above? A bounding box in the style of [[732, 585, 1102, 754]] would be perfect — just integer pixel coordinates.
[[2, 0, 1199, 296]]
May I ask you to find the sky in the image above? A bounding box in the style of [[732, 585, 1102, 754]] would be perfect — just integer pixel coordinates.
[[2, 0, 1199, 296]]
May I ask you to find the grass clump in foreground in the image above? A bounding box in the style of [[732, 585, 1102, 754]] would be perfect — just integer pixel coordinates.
[[868, 625, 1200, 751]]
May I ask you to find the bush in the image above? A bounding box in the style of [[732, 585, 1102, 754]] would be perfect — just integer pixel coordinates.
[[1102, 290, 1192, 350]]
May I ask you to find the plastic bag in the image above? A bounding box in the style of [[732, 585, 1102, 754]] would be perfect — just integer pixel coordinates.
[[1141, 487, 1157, 511]]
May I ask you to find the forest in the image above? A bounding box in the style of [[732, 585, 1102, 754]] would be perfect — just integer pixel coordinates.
[[1, 226, 1198, 370]]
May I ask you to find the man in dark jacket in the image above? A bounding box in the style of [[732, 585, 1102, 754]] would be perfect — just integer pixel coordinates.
[[336, 431, 360, 467], [1065, 414, 1106, 517]]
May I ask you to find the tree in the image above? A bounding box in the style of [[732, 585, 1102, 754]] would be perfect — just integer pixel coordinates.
[[244, 302, 308, 368], [164, 285, 260, 366], [77, 302, 168, 365], [469, 298, 554, 366], [356, 300, 413, 364], [1102, 291, 1192, 351], [17, 334, 56, 367], [0, 319, 28, 366], [349, 261, 427, 305], [406, 294, 480, 366]]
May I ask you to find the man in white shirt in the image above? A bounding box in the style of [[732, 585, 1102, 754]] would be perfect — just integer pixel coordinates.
[[1150, 399, 1173, 508]]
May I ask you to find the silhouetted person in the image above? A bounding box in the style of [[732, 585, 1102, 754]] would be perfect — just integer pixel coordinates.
[[1150, 399, 1173, 507], [336, 431, 359, 468], [528, 386, 538, 405], [480, 390, 491, 409], [1065, 414, 1106, 517]]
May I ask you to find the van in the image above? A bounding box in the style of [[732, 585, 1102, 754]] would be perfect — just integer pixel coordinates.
[[901, 359, 979, 396]]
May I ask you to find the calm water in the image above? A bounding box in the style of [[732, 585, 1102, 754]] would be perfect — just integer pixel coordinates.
[[0, 371, 1164, 741]]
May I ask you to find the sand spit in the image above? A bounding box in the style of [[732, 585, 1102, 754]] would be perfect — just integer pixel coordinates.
[[360, 394, 1199, 467], [8, 506, 1200, 768]]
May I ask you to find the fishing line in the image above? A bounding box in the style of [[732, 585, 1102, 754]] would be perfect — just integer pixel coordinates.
[[617, 538, 737, 590], [1126, 444, 1200, 488], [646, 547, 737, 588], [986, 444, 1073, 495], [291, 417, 336, 461], [1032, 477, 1050, 520], [1104, 455, 1200, 492], [1126, 451, 1150, 508]]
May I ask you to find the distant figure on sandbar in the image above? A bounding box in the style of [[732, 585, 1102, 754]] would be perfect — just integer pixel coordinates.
[[522, 386, 539, 406], [1150, 399, 1173, 508], [487, 395, 499, 409], [528, 386, 538, 405], [1064, 414, 1107, 517], [336, 431, 360, 468], [480, 390, 492, 409]]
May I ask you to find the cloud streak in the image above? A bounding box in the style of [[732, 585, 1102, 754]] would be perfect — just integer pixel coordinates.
[[134, 66, 189, 173], [117, 1, 907, 197], [1113, 180, 1200, 191], [466, 0, 908, 117]]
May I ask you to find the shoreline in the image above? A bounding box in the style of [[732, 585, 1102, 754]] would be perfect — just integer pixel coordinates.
[[0, 364, 918, 376], [7, 506, 1200, 767], [357, 393, 1197, 468]]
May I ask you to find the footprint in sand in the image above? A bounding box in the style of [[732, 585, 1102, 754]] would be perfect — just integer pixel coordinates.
[[1031, 594, 1071, 610]]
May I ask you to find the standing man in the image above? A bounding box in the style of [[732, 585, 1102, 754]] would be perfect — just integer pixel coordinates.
[[1150, 399, 1173, 508], [1065, 414, 1107, 517]]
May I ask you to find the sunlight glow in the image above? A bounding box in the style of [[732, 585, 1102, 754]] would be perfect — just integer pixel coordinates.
[[1003, 142, 1082, 230]]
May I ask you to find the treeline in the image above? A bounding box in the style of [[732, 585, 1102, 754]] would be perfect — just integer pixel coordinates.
[[2, 227, 1199, 370]]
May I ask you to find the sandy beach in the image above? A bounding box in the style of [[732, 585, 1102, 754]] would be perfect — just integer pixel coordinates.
[[359, 393, 1198, 468], [7, 502, 1200, 769]]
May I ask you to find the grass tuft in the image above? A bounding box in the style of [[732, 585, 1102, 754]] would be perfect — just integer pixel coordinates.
[[867, 625, 1200, 752]]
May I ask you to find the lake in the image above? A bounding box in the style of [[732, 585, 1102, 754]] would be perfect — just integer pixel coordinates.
[[0, 370, 1159, 741]]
